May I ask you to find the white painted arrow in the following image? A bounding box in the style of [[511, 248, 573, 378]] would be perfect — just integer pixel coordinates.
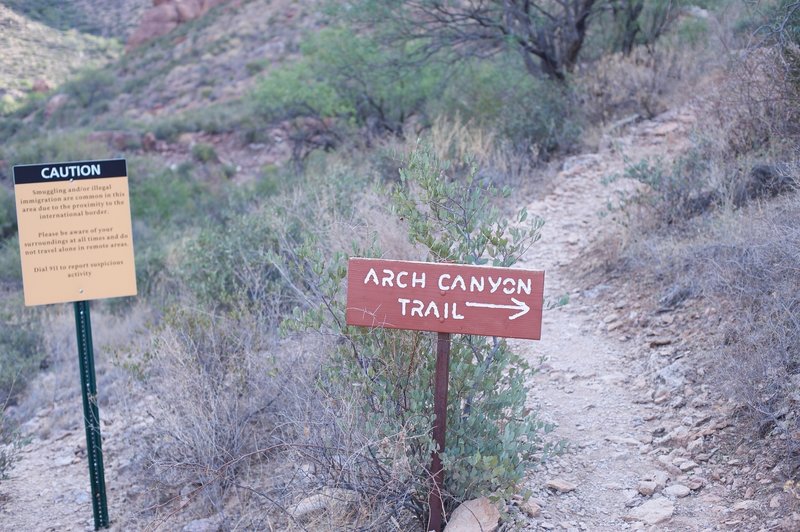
[[465, 297, 530, 320]]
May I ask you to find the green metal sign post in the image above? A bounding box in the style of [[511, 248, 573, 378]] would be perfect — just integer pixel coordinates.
[[74, 300, 109, 529]]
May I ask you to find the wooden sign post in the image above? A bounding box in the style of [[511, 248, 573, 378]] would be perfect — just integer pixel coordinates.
[[13, 159, 137, 530], [346, 258, 544, 531]]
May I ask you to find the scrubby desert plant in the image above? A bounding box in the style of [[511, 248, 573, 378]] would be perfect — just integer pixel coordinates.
[[431, 57, 582, 155], [253, 28, 442, 168], [273, 146, 557, 528], [0, 300, 44, 405], [140, 307, 294, 518], [0, 396, 24, 481]]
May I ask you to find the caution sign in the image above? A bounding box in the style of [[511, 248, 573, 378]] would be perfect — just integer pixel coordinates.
[[13, 159, 137, 306]]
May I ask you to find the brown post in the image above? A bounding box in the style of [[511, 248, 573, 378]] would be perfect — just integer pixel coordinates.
[[428, 332, 451, 532]]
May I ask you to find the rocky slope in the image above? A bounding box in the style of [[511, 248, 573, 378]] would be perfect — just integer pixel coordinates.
[[0, 4, 120, 107]]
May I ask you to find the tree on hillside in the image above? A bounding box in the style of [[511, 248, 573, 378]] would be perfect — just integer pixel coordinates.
[[608, 0, 682, 55], [349, 0, 601, 82]]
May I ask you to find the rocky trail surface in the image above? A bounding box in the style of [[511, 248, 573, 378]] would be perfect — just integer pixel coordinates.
[[511, 107, 795, 531], [2, 106, 797, 531]]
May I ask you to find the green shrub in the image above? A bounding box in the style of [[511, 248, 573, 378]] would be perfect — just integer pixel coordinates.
[[178, 209, 289, 312], [191, 143, 218, 163], [0, 237, 22, 290], [151, 101, 248, 141], [432, 58, 581, 154], [58, 68, 119, 121], [607, 149, 718, 228], [1, 132, 109, 168], [279, 146, 557, 526], [253, 28, 442, 136], [129, 163, 210, 229]]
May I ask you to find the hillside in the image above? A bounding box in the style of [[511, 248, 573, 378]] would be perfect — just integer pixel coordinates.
[[1, 1, 799, 530], [0, 4, 120, 107]]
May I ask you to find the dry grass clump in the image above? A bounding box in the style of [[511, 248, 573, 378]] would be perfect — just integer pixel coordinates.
[[710, 45, 800, 156], [428, 115, 539, 189], [136, 307, 311, 526], [692, 194, 800, 467], [6, 303, 150, 437], [576, 44, 689, 123], [276, 382, 425, 530]]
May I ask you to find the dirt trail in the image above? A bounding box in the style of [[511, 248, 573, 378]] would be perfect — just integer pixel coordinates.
[[514, 107, 738, 530]]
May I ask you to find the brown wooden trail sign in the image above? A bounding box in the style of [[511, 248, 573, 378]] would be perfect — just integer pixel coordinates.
[[346, 258, 545, 531], [347, 258, 544, 340]]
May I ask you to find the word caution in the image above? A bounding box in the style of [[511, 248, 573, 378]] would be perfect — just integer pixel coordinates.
[[346, 258, 545, 340]]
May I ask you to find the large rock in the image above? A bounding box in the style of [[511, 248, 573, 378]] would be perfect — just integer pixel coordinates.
[[664, 484, 691, 498], [127, 0, 230, 49], [44, 94, 69, 118], [182, 513, 223, 532], [444, 497, 500, 532], [546, 478, 577, 493], [289, 488, 358, 522], [624, 497, 674, 525]]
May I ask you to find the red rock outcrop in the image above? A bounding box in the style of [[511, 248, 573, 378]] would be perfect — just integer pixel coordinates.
[[127, 0, 230, 50]]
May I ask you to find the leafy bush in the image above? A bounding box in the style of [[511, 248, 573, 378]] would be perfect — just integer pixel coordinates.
[[277, 147, 556, 527], [617, 152, 717, 226], [0, 237, 22, 291], [191, 143, 218, 164], [432, 58, 581, 154], [151, 101, 249, 141], [253, 27, 442, 165], [178, 209, 288, 313], [129, 162, 213, 229], [55, 68, 119, 122], [1, 133, 109, 168]]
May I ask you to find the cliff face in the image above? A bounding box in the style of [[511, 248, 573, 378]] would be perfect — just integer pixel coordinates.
[[127, 0, 233, 49]]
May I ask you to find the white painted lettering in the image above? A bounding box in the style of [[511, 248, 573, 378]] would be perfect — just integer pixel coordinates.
[[364, 268, 380, 285], [396, 271, 409, 288], [517, 278, 532, 295], [438, 273, 451, 291], [452, 303, 464, 320], [451, 275, 466, 291], [488, 276, 502, 293], [424, 301, 440, 318], [381, 269, 395, 287], [470, 276, 484, 292], [412, 272, 426, 288], [502, 278, 515, 295], [398, 297, 411, 315], [411, 299, 424, 317]]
